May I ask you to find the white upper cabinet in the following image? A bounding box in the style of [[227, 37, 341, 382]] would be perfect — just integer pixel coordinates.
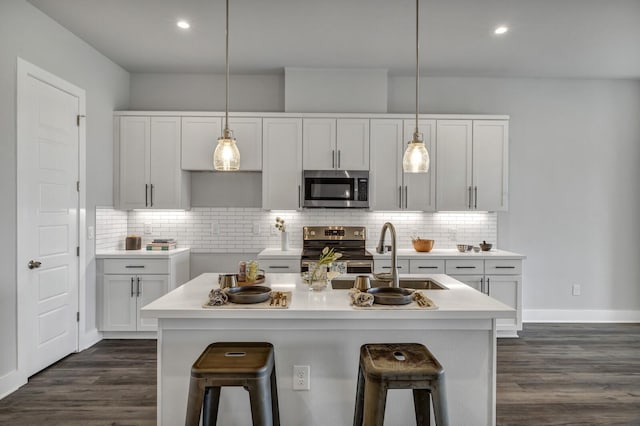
[[436, 119, 508, 211], [337, 119, 369, 170], [369, 119, 435, 211], [181, 117, 221, 171], [262, 118, 303, 210], [181, 116, 262, 171], [436, 120, 473, 211], [303, 119, 336, 170], [117, 116, 190, 210], [302, 118, 369, 170], [370, 119, 403, 210], [472, 120, 509, 211]]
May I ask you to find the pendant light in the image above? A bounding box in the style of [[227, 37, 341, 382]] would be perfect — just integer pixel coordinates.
[[213, 0, 240, 171], [402, 0, 430, 173]]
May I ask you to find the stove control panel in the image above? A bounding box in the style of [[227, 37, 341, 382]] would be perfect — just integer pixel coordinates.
[[303, 226, 366, 241]]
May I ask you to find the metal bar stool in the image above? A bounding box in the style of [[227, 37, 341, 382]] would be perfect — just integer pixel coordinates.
[[185, 342, 280, 426], [353, 343, 448, 426]]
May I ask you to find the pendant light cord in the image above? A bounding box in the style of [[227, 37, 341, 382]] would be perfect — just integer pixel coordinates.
[[414, 0, 419, 139], [224, 0, 230, 133]]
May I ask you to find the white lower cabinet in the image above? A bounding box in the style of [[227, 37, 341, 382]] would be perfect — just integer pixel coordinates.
[[98, 251, 190, 335], [447, 258, 522, 336], [373, 259, 409, 274], [259, 259, 301, 273], [102, 274, 168, 332]]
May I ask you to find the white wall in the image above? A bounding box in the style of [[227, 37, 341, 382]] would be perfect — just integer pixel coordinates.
[[390, 76, 640, 317], [129, 72, 283, 111], [131, 72, 640, 318], [0, 0, 129, 393]]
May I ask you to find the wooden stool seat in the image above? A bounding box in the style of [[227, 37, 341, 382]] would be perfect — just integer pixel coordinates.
[[353, 343, 449, 426], [186, 342, 280, 426]]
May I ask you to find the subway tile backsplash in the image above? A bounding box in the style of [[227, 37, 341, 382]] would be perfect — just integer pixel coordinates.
[[96, 207, 497, 254]]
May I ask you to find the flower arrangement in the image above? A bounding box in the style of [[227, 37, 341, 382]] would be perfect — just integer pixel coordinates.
[[274, 217, 286, 233], [309, 246, 342, 283]]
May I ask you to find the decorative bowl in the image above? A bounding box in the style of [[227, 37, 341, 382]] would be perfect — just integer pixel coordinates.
[[456, 244, 473, 253], [479, 241, 493, 251], [412, 239, 435, 252]]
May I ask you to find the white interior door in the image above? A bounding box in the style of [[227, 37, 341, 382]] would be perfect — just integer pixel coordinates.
[[20, 69, 80, 376]]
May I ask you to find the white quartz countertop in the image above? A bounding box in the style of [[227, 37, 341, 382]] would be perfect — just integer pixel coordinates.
[[371, 248, 526, 259], [257, 248, 303, 259], [96, 247, 190, 259], [142, 272, 514, 321], [257, 247, 524, 260]]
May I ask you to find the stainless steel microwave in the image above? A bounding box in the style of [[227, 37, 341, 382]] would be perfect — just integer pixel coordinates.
[[303, 170, 369, 208]]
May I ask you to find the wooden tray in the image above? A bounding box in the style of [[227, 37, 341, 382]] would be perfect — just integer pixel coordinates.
[[237, 274, 266, 286]]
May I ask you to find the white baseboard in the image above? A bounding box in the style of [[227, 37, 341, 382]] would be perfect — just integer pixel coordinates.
[[79, 328, 102, 351], [0, 369, 26, 400], [524, 309, 640, 323]]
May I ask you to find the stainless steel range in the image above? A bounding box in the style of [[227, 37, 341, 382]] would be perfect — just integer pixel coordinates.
[[301, 226, 373, 274]]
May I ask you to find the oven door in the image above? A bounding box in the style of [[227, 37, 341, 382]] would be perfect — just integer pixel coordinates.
[[301, 260, 373, 274]]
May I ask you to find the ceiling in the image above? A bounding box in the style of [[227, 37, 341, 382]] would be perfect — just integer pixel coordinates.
[[28, 0, 640, 79]]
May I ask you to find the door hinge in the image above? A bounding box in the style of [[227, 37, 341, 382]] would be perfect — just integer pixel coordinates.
[[76, 246, 80, 256], [76, 312, 80, 322], [76, 114, 85, 126]]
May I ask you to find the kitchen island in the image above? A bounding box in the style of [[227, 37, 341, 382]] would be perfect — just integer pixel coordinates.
[[142, 272, 514, 425]]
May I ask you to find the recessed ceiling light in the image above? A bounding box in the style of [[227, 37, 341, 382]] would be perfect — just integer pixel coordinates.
[[494, 25, 509, 35], [177, 20, 191, 30]]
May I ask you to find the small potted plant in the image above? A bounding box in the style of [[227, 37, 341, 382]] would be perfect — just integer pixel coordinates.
[[274, 217, 288, 250]]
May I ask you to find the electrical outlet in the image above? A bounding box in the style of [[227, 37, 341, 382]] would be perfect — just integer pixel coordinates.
[[572, 284, 581, 296], [293, 365, 310, 390], [87, 226, 94, 240], [144, 223, 153, 235]]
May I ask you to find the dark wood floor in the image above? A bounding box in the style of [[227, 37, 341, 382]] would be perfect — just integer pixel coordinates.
[[0, 324, 639, 425]]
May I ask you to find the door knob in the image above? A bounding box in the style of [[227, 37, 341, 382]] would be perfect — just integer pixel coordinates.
[[28, 260, 42, 269]]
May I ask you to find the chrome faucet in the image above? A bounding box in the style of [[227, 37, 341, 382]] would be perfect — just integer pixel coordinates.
[[376, 222, 399, 288]]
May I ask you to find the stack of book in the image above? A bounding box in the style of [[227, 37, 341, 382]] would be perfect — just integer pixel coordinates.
[[146, 238, 177, 251]]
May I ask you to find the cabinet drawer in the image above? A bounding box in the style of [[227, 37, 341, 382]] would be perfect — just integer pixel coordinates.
[[103, 258, 169, 275], [374, 259, 410, 273], [409, 259, 445, 274], [261, 259, 301, 273], [485, 259, 522, 275], [445, 259, 484, 275]]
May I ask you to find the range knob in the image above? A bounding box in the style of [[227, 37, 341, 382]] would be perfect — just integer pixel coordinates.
[[310, 231, 316, 236]]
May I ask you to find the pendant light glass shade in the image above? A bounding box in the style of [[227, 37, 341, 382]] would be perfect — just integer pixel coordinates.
[[214, 0, 240, 171], [403, 132, 430, 173], [213, 129, 240, 171], [402, 0, 430, 174]]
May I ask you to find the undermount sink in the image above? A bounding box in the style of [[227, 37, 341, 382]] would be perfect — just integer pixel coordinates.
[[330, 277, 447, 290]]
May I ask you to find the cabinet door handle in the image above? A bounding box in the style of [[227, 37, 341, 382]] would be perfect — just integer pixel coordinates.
[[332, 150, 336, 168], [399, 186, 403, 209], [130, 277, 135, 297], [456, 266, 476, 269], [382, 266, 403, 269], [269, 266, 290, 269], [136, 277, 141, 297], [145, 184, 149, 207], [150, 184, 154, 207], [495, 266, 515, 269], [480, 277, 485, 294], [468, 186, 472, 209], [298, 185, 302, 208], [126, 265, 145, 269], [474, 186, 478, 209], [418, 266, 438, 269], [486, 277, 490, 294], [404, 186, 408, 209], [338, 150, 341, 169]]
